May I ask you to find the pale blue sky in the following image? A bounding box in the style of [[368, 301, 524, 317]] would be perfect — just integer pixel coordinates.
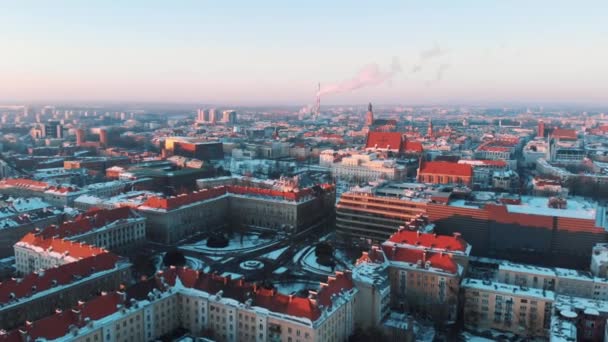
[[1, 1, 607, 105]]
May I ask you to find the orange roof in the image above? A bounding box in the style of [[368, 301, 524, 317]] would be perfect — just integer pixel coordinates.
[[2, 178, 49, 190], [158, 266, 354, 321], [387, 230, 468, 252], [419, 161, 473, 178], [365, 132, 404, 151], [552, 128, 577, 140], [403, 140, 424, 153], [17, 233, 108, 260], [380, 245, 458, 274]]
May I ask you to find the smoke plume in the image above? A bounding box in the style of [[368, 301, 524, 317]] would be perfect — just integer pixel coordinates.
[[317, 58, 401, 96]]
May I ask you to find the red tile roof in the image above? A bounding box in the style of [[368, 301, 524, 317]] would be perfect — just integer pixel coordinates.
[[552, 128, 577, 140], [40, 207, 136, 239], [403, 140, 424, 153], [1, 178, 49, 190], [15, 292, 123, 340], [157, 266, 354, 321], [387, 230, 468, 252], [17, 233, 108, 260], [419, 161, 473, 178], [365, 132, 404, 151], [380, 245, 458, 274], [0, 252, 119, 305]]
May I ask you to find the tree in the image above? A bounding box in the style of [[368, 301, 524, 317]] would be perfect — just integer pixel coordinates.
[[163, 250, 186, 267]]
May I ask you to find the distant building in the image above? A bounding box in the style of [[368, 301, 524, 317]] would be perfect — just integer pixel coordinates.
[[417, 161, 473, 186], [320, 150, 406, 183], [222, 109, 237, 124], [365, 102, 374, 126]]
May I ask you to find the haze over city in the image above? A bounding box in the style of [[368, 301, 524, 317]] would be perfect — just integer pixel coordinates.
[[3, 2, 608, 342], [2, 0, 608, 106]]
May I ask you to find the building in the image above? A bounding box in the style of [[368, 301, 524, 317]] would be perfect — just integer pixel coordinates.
[[417, 161, 473, 186], [357, 231, 466, 322], [365, 102, 374, 126], [14, 233, 109, 275], [336, 188, 428, 242], [320, 150, 406, 183], [222, 110, 237, 124], [427, 192, 608, 268], [138, 183, 335, 243], [38, 207, 146, 253], [591, 243, 608, 278], [0, 250, 130, 330], [553, 294, 608, 341], [44, 120, 63, 139], [2, 267, 358, 342], [462, 278, 555, 338], [161, 137, 224, 160], [0, 197, 63, 257]]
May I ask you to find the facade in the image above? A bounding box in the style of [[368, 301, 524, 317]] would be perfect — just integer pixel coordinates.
[[462, 278, 555, 338], [356, 230, 470, 322], [0, 251, 130, 330], [427, 193, 608, 269], [14, 233, 109, 275], [138, 183, 335, 243], [0, 197, 63, 257], [39, 207, 146, 253], [3, 267, 358, 342], [336, 190, 427, 242], [320, 150, 406, 183]]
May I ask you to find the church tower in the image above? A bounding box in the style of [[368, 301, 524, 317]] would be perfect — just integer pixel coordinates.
[[365, 102, 374, 126]]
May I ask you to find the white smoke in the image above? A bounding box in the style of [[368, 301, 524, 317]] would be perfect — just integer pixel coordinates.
[[317, 57, 402, 96]]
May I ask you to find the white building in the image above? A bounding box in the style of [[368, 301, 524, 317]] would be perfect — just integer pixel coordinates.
[[320, 150, 405, 183], [14, 233, 109, 275]]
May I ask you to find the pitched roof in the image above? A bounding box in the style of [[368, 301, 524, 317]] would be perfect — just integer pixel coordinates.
[[157, 266, 354, 321], [0, 252, 119, 305], [403, 140, 423, 153], [419, 161, 473, 178], [386, 230, 468, 252], [365, 132, 404, 151], [380, 245, 458, 274], [16, 233, 108, 261], [39, 207, 137, 239]]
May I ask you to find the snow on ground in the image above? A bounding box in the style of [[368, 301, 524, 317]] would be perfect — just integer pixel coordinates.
[[273, 266, 288, 275], [274, 280, 319, 295], [181, 233, 274, 255], [300, 247, 344, 275], [260, 246, 289, 260]]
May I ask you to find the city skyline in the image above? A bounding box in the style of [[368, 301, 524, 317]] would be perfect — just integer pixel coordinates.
[[1, 1, 608, 106]]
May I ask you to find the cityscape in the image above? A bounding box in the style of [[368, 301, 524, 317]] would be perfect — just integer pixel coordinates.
[[1, 1, 608, 342]]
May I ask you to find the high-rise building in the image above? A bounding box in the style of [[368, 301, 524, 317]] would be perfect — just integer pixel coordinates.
[[222, 109, 237, 124], [196, 108, 210, 123], [365, 102, 374, 126], [44, 120, 63, 139]]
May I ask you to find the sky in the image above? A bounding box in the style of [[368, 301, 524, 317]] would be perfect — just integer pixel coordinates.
[[1, 1, 607, 106]]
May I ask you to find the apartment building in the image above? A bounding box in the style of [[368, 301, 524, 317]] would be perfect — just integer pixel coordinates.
[[39, 207, 146, 253], [462, 278, 555, 338], [356, 230, 469, 322], [3, 267, 358, 342]]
